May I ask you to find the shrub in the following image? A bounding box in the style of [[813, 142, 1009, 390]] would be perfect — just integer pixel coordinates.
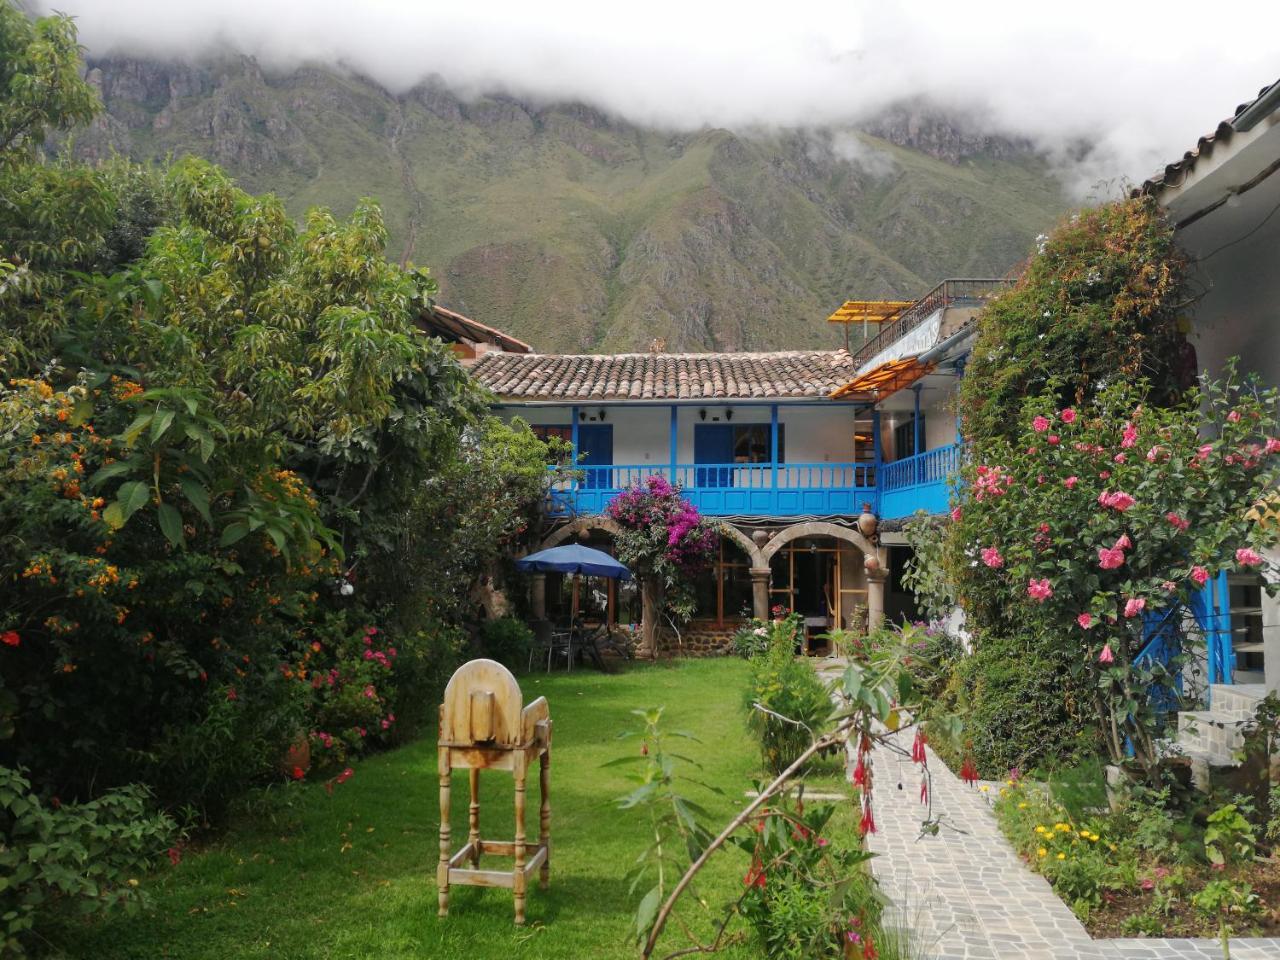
[[479, 617, 534, 670], [732, 618, 772, 659], [745, 619, 832, 775], [0, 766, 177, 956]]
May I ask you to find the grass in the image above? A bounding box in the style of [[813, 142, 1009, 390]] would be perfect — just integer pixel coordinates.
[[43, 658, 816, 960]]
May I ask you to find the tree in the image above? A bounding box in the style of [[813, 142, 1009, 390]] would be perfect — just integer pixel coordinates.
[[606, 476, 718, 657]]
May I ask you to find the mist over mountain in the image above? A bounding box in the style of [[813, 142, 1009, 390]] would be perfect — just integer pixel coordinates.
[[72, 54, 1070, 353]]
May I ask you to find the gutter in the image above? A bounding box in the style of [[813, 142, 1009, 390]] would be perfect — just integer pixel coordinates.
[[1232, 80, 1280, 133], [917, 324, 979, 367]]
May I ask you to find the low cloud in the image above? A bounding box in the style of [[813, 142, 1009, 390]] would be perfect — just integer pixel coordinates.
[[32, 0, 1280, 192]]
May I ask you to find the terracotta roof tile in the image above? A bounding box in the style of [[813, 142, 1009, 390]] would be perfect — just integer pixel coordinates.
[[470, 350, 859, 401]]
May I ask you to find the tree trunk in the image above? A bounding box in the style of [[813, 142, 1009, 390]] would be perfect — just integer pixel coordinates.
[[640, 580, 661, 660]]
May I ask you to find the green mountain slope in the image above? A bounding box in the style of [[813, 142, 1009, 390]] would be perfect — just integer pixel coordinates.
[[75, 56, 1069, 353]]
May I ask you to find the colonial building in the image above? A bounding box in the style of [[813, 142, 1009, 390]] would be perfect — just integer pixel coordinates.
[[467, 279, 1010, 650], [1138, 76, 1280, 707]]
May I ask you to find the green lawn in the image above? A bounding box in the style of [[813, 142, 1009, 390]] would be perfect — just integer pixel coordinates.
[[45, 658, 811, 959]]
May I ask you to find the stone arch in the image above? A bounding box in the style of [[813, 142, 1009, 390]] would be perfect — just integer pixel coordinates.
[[714, 521, 765, 569], [537, 516, 624, 552], [759, 521, 875, 564]]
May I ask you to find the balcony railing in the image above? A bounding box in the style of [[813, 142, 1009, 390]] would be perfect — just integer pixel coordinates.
[[851, 278, 1014, 368], [549, 462, 876, 518]]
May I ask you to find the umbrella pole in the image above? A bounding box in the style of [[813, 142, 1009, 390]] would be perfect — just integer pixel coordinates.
[[571, 575, 580, 623]]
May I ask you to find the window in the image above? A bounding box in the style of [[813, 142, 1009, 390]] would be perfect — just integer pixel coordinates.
[[531, 425, 572, 463], [733, 424, 784, 463], [893, 415, 925, 459]]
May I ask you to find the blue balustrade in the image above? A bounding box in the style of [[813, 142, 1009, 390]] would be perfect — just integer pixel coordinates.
[[878, 443, 961, 519]]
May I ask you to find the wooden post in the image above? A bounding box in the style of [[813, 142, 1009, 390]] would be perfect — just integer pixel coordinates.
[[468, 769, 481, 867], [539, 748, 551, 889], [438, 746, 451, 917], [513, 751, 528, 924]]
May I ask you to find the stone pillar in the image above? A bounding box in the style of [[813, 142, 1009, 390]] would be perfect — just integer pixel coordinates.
[[530, 573, 546, 621], [865, 548, 888, 630], [749, 567, 771, 621]]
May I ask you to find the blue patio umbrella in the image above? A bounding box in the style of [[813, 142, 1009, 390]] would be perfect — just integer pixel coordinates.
[[516, 544, 631, 622], [515, 544, 631, 580]]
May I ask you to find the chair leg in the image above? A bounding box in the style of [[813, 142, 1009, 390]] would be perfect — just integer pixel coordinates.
[[539, 748, 551, 890], [437, 748, 451, 917], [513, 754, 527, 925], [468, 769, 481, 867]]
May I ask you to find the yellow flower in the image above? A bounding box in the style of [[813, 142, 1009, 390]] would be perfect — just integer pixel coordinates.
[[1018, 802, 1029, 810], [1034, 825, 1047, 834], [1037, 847, 1047, 857], [978, 785, 990, 793], [1056, 852, 1066, 860], [1108, 843, 1117, 852]]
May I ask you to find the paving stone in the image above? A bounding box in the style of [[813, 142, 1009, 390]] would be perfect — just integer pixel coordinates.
[[815, 657, 1277, 960]]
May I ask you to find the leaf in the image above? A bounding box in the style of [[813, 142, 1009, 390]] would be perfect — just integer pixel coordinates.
[[184, 424, 215, 462], [122, 413, 153, 445], [633, 884, 662, 941], [180, 480, 212, 525], [89, 460, 137, 488], [116, 481, 150, 522], [101, 503, 124, 530], [157, 503, 185, 548], [219, 522, 249, 547], [150, 409, 175, 443]]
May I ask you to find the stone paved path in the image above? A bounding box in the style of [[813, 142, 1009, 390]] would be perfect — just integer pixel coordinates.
[[813, 657, 1280, 960]]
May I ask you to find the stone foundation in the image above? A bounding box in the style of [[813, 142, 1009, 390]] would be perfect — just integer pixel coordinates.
[[657, 623, 737, 657]]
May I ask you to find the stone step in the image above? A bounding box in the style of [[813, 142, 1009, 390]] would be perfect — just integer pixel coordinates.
[[1177, 709, 1247, 756], [1209, 683, 1268, 720]]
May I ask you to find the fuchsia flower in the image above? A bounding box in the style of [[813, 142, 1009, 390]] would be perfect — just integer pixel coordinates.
[[1060, 408, 1077, 424], [1032, 415, 1050, 433], [1098, 644, 1115, 664], [1236, 547, 1263, 567], [1114, 534, 1132, 550], [1190, 566, 1210, 586], [980, 547, 1004, 569], [1064, 476, 1079, 490], [1097, 547, 1125, 570], [1166, 512, 1190, 531], [1077, 613, 1094, 629], [1124, 597, 1147, 618], [1027, 578, 1053, 602]]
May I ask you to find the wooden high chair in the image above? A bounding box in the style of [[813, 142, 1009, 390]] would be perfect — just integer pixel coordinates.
[[437, 659, 551, 924]]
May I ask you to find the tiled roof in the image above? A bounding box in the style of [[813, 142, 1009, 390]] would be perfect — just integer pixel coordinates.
[[419, 305, 533, 354], [1135, 78, 1280, 198], [470, 350, 860, 401]]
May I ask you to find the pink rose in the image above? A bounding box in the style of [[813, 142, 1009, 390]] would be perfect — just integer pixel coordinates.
[[1077, 613, 1094, 630], [1114, 453, 1126, 463], [1146, 446, 1161, 462], [981, 547, 1004, 569], [1098, 643, 1114, 664], [1114, 534, 1131, 550], [1048, 435, 1060, 446], [1032, 415, 1050, 433], [1099, 470, 1111, 480], [1236, 547, 1263, 567], [1120, 423, 1138, 449], [951, 506, 963, 522], [1165, 512, 1189, 531], [1160, 580, 1176, 592], [1227, 410, 1241, 423], [1027, 578, 1053, 602], [1098, 490, 1135, 511], [1098, 546, 1125, 570], [1266, 438, 1280, 454], [1190, 565, 1210, 586], [1064, 476, 1079, 489], [1123, 597, 1147, 618], [1060, 408, 1076, 424], [1196, 443, 1213, 460]]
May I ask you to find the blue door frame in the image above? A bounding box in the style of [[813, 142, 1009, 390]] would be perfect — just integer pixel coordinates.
[[578, 424, 613, 489]]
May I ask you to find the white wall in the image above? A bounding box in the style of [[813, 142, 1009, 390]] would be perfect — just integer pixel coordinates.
[[496, 403, 858, 465]]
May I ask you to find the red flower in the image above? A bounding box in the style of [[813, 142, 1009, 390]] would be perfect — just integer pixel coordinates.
[[851, 752, 867, 787], [911, 729, 927, 764], [167, 846, 182, 866], [290, 766, 305, 780], [920, 778, 929, 805], [1, 631, 19, 647], [226, 686, 237, 701], [336, 767, 354, 784], [858, 800, 877, 836], [960, 756, 979, 786]]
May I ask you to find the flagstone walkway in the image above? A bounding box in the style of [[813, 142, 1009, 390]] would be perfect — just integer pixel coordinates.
[[813, 657, 1280, 960]]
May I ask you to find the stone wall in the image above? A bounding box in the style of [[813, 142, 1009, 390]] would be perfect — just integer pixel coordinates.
[[657, 622, 737, 657]]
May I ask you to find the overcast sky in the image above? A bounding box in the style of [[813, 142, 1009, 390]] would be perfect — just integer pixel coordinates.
[[34, 0, 1280, 191]]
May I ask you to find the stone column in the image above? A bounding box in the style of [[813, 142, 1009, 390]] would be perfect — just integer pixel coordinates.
[[749, 567, 771, 621], [530, 573, 546, 621], [865, 548, 888, 630]]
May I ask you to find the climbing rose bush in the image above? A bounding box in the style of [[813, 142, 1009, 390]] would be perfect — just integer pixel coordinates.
[[948, 370, 1280, 778]]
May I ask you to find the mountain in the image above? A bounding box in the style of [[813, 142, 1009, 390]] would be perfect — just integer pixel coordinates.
[[71, 55, 1069, 353]]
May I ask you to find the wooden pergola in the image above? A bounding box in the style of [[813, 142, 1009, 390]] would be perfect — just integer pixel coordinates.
[[829, 356, 935, 400], [826, 300, 914, 352]]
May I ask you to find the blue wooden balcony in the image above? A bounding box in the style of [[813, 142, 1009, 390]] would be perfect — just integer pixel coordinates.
[[872, 443, 961, 520], [549, 462, 876, 518]]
